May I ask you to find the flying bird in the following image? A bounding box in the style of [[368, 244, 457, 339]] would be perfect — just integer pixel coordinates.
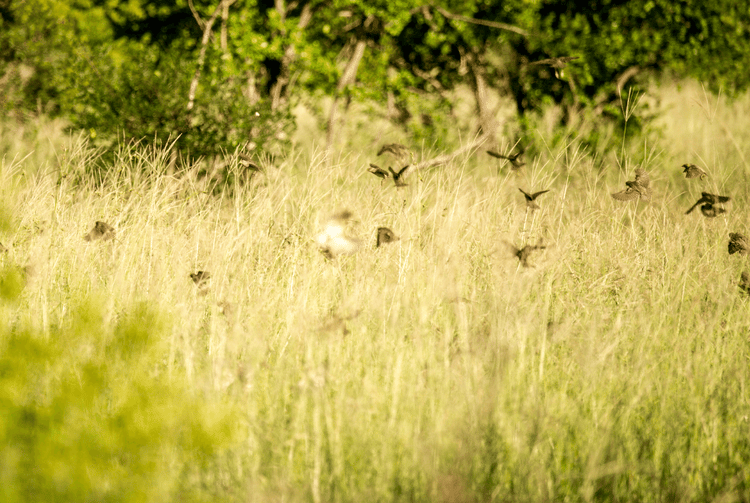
[[388, 165, 409, 187], [376, 227, 399, 247], [377, 143, 412, 163], [190, 270, 211, 286], [84, 221, 115, 242], [503, 239, 546, 268], [315, 210, 361, 259], [487, 150, 525, 170], [529, 56, 579, 78], [728, 233, 749, 256], [682, 163, 707, 180], [685, 192, 730, 216], [368, 163, 390, 180], [519, 188, 550, 211], [740, 271, 750, 295], [190, 270, 211, 295], [611, 169, 651, 201]]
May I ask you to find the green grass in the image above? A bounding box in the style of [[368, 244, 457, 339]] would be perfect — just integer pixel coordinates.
[[1, 81, 750, 502]]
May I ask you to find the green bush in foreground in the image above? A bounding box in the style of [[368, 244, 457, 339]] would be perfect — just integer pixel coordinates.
[[0, 280, 242, 502]]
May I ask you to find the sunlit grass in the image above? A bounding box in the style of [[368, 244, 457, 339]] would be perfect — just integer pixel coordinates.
[[1, 81, 749, 502]]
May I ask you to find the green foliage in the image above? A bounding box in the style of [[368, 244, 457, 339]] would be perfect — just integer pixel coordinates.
[[0, 285, 242, 502]]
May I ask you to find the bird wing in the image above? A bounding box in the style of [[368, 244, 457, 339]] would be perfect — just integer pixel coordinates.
[[487, 150, 508, 160], [518, 188, 532, 201], [530, 189, 550, 199], [395, 165, 409, 177], [611, 189, 640, 201], [634, 170, 650, 187]]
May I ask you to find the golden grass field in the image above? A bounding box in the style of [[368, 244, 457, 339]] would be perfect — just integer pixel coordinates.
[[1, 80, 749, 502]]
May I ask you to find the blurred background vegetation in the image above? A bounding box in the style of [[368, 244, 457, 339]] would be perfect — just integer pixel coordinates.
[[3, 1, 750, 502], [2, 0, 750, 159]]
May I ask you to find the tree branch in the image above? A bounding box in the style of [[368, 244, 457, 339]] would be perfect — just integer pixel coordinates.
[[187, 0, 237, 112], [433, 5, 529, 37], [407, 133, 491, 175]]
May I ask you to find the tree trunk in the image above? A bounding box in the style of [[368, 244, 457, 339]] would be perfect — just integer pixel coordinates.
[[325, 38, 367, 149]]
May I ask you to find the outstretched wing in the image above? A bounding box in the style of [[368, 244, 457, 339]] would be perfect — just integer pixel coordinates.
[[530, 189, 550, 200], [611, 189, 640, 201], [487, 150, 508, 160]]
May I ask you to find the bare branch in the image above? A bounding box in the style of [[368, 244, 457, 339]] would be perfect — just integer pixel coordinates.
[[433, 5, 529, 37], [408, 134, 491, 174], [270, 3, 313, 110], [187, 0, 205, 29], [187, 0, 237, 111]]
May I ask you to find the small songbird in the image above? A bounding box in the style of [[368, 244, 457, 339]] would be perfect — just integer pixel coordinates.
[[368, 163, 390, 180], [519, 188, 550, 211], [388, 165, 409, 187], [84, 221, 115, 241], [315, 210, 361, 259], [487, 150, 525, 170], [190, 270, 211, 286], [504, 239, 546, 268], [739, 271, 750, 295], [611, 169, 651, 201], [529, 56, 579, 78], [377, 143, 411, 160], [190, 270, 211, 295], [682, 163, 707, 180], [685, 192, 730, 216], [376, 227, 399, 247], [728, 233, 750, 255]]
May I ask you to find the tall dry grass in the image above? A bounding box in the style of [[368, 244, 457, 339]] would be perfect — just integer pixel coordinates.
[[1, 80, 749, 502]]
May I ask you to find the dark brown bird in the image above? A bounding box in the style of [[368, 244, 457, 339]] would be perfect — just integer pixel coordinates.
[[682, 163, 707, 180], [190, 271, 211, 295], [377, 143, 411, 161], [190, 270, 211, 286], [519, 188, 550, 211], [84, 221, 115, 241], [376, 227, 399, 247], [368, 163, 390, 180], [529, 56, 579, 78], [686, 192, 730, 215], [611, 169, 651, 201], [728, 233, 750, 255], [388, 165, 409, 187], [487, 150, 525, 170], [739, 271, 750, 295], [504, 239, 546, 268]]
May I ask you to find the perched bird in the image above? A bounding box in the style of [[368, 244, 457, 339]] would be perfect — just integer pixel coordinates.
[[487, 150, 525, 170], [504, 239, 546, 268], [376, 227, 399, 247], [611, 169, 651, 201], [315, 210, 361, 259], [519, 188, 550, 211], [377, 143, 411, 160], [84, 221, 115, 241], [685, 192, 730, 216], [739, 271, 750, 295], [682, 163, 707, 180], [529, 56, 579, 78], [368, 163, 390, 180], [728, 233, 750, 255], [388, 165, 409, 187]]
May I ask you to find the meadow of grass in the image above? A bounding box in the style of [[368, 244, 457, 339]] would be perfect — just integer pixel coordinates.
[[1, 80, 749, 502]]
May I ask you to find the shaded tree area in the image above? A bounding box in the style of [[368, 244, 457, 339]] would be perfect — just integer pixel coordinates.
[[1, 0, 749, 158]]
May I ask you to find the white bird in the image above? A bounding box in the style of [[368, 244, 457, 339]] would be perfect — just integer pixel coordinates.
[[315, 210, 361, 259]]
